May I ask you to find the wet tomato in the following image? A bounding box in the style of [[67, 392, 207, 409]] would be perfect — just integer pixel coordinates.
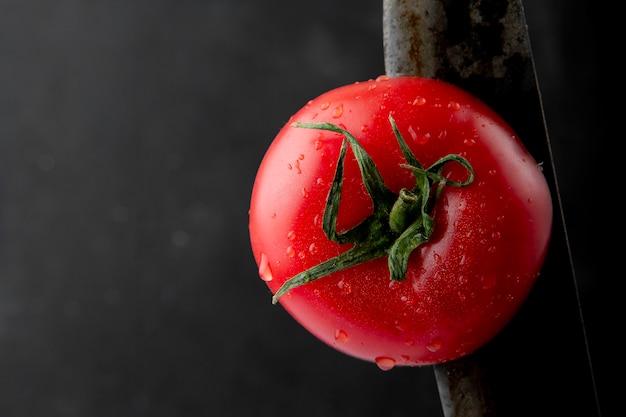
[[249, 76, 552, 368]]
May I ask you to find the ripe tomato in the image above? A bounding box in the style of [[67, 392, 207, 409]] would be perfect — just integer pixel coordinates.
[[249, 76, 552, 369]]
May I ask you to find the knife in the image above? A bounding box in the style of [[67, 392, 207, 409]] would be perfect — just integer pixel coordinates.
[[382, 1, 601, 415]]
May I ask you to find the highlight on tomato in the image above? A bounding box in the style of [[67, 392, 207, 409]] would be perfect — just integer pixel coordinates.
[[249, 75, 552, 369]]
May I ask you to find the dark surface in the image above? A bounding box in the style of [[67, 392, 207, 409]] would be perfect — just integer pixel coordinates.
[[0, 1, 609, 416]]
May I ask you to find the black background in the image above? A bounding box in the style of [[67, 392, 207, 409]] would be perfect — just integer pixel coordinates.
[[0, 1, 611, 416]]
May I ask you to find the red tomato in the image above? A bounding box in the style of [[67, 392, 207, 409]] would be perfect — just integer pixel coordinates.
[[249, 76, 552, 369]]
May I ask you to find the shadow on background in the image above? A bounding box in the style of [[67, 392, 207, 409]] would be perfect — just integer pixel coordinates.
[[0, 1, 610, 416]]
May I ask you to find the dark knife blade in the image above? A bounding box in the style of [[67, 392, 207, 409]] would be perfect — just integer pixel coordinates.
[[382, 1, 601, 416]]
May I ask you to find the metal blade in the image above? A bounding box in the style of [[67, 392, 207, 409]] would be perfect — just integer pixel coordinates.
[[382, 1, 601, 415]]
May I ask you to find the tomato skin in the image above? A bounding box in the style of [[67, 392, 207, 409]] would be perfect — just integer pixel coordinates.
[[249, 76, 552, 367]]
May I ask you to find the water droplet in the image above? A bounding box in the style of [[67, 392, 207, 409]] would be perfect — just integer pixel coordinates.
[[438, 130, 447, 140], [487, 246, 496, 253], [287, 231, 296, 241], [320, 102, 330, 110], [395, 320, 407, 331], [314, 140, 323, 150], [286, 246, 295, 258], [368, 83, 377, 91], [308, 243, 318, 255], [412, 97, 426, 106], [482, 273, 496, 289], [426, 337, 444, 352], [375, 357, 396, 371], [361, 124, 369, 132], [298, 251, 306, 260], [287, 163, 292, 170], [316, 177, 324, 186], [334, 329, 349, 343], [491, 231, 501, 240], [258, 253, 273, 282], [294, 160, 301, 174], [376, 75, 390, 82], [331, 104, 343, 118], [337, 279, 352, 295], [527, 197, 533, 204], [448, 101, 461, 110]]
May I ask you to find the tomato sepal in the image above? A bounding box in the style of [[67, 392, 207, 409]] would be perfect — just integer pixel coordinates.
[[271, 116, 474, 304]]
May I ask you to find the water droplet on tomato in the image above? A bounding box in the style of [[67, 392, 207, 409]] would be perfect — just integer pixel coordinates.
[[337, 279, 352, 295], [361, 124, 369, 132], [314, 140, 323, 150], [320, 101, 330, 110], [376, 75, 390, 82], [258, 253, 273, 282], [412, 97, 426, 106], [308, 243, 318, 255], [375, 357, 396, 371], [395, 320, 409, 332], [426, 337, 444, 352], [286, 246, 295, 258], [287, 231, 296, 241], [482, 273, 496, 289], [448, 101, 461, 110], [489, 169, 497, 176], [331, 104, 343, 118], [298, 251, 306, 260], [334, 329, 349, 342]]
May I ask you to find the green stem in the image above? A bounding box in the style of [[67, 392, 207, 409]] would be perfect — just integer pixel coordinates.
[[272, 115, 473, 304]]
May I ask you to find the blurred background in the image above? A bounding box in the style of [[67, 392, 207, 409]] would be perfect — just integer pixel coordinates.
[[0, 0, 610, 416]]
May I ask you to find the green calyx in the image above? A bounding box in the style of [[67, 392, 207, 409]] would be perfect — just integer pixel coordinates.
[[271, 115, 473, 304]]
